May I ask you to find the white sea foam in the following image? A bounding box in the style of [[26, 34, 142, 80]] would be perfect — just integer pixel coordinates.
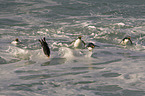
[[114, 22, 125, 26], [1, 0, 145, 95]]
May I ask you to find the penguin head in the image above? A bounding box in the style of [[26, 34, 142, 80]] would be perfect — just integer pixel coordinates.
[[123, 36, 131, 40], [87, 43, 95, 51], [121, 36, 133, 45], [78, 36, 82, 39], [15, 38, 19, 42]]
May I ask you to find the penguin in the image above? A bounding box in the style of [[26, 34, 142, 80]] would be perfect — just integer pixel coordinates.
[[86, 43, 95, 51], [39, 37, 50, 58], [120, 36, 133, 45], [71, 36, 86, 49], [11, 38, 20, 45]]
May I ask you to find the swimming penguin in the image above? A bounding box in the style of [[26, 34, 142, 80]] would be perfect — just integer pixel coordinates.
[[71, 36, 86, 49], [11, 38, 20, 45], [120, 36, 133, 45], [86, 43, 95, 51], [39, 37, 50, 58]]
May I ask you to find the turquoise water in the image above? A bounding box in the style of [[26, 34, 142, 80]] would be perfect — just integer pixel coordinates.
[[1, 0, 145, 96]]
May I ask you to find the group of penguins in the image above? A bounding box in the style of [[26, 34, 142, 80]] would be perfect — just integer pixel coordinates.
[[11, 36, 132, 58]]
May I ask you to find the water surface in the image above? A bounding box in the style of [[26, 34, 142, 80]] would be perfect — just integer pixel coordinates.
[[1, 0, 145, 96]]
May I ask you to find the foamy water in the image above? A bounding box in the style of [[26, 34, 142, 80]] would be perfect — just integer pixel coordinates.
[[1, 0, 145, 96]]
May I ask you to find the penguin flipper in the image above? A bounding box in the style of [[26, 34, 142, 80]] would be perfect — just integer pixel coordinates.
[[82, 40, 86, 45]]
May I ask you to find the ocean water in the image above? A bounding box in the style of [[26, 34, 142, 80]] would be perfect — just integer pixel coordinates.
[[1, 0, 145, 96]]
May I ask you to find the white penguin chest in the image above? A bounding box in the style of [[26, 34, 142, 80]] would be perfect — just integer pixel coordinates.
[[74, 39, 83, 48], [121, 39, 131, 45], [123, 39, 129, 44], [11, 41, 19, 45]]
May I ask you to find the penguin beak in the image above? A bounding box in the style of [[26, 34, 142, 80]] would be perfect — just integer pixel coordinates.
[[128, 37, 131, 39], [92, 45, 95, 48]]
